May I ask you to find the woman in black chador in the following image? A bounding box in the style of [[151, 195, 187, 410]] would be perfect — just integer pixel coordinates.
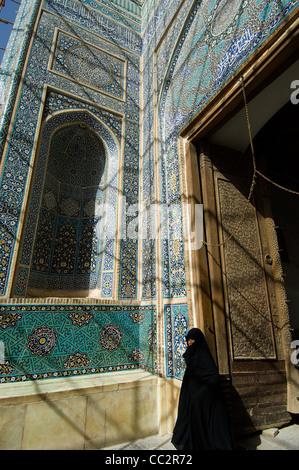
[[171, 328, 235, 450]]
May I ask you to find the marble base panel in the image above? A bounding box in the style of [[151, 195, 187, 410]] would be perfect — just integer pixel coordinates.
[[0, 370, 159, 450]]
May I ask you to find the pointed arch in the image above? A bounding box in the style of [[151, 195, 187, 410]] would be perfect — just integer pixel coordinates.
[[13, 109, 120, 298]]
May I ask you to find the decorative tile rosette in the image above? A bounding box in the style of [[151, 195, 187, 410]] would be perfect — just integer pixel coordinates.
[[27, 326, 57, 356], [99, 324, 122, 351]]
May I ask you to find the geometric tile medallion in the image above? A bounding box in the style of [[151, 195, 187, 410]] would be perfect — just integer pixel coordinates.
[[50, 30, 126, 100], [0, 304, 157, 383]]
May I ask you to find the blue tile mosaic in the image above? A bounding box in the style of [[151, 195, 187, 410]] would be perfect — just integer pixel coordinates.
[[164, 303, 188, 380], [44, 0, 142, 53], [148, 0, 298, 299], [14, 104, 120, 297], [0, 0, 297, 383], [0, 4, 140, 299], [0, 0, 41, 157], [159, 0, 299, 138], [0, 304, 157, 383], [50, 30, 126, 100]]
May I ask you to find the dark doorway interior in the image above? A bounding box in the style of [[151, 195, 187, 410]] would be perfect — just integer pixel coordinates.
[[252, 100, 299, 337]]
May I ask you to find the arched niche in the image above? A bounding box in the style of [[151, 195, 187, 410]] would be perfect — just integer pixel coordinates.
[[13, 110, 120, 299]]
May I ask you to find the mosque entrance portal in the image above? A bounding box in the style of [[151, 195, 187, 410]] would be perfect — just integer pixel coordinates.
[[196, 139, 292, 434], [184, 50, 299, 433]]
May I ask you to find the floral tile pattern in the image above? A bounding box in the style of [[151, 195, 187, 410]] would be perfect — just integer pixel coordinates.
[[164, 303, 188, 379]]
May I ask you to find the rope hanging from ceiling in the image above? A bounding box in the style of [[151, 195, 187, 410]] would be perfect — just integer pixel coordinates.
[[202, 76, 299, 248]]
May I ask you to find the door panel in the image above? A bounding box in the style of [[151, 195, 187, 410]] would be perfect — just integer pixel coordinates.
[[198, 142, 290, 434], [217, 176, 276, 360]]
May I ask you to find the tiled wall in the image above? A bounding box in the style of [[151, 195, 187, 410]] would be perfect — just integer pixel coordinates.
[[0, 0, 147, 383], [142, 0, 298, 377], [0, 304, 156, 383], [0, 0, 297, 384]]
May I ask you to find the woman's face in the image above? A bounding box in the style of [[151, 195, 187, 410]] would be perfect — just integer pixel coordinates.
[[187, 338, 195, 346]]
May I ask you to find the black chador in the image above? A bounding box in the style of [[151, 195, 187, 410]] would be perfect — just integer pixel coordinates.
[[171, 328, 236, 450]]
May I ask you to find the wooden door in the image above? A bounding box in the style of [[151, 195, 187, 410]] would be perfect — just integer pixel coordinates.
[[197, 142, 291, 434]]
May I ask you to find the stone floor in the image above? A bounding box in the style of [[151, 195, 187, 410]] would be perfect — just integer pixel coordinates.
[[236, 422, 299, 450], [101, 421, 299, 450]]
